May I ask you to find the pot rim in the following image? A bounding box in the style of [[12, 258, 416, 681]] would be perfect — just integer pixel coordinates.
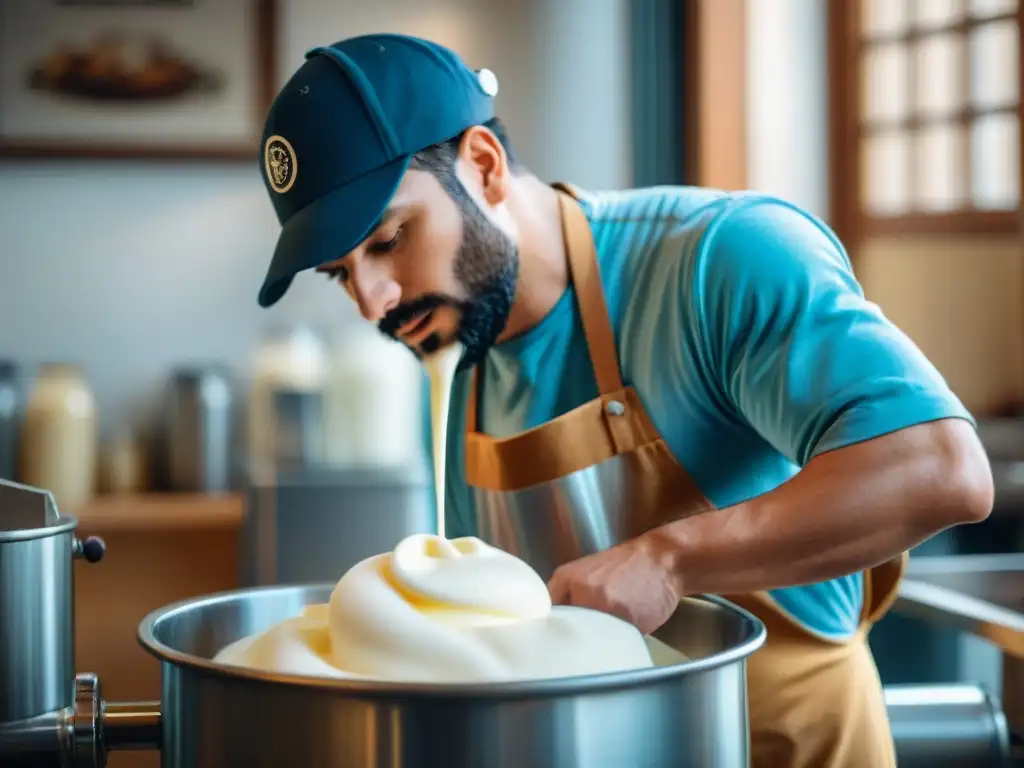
[[136, 583, 767, 700], [0, 513, 77, 543]]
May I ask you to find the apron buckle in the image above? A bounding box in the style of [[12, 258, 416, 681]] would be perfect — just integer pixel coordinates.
[[605, 400, 626, 417]]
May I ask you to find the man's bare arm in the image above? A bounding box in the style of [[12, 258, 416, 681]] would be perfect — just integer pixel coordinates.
[[648, 418, 994, 596]]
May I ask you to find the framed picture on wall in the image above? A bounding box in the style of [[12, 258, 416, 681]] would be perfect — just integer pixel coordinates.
[[0, 0, 277, 160]]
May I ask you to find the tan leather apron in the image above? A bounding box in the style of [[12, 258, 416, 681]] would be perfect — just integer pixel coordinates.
[[463, 183, 908, 768]]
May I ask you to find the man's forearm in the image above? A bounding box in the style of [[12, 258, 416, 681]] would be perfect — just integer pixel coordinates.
[[650, 418, 994, 597]]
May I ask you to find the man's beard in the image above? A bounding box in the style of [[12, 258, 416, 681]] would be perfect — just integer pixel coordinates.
[[377, 191, 518, 369]]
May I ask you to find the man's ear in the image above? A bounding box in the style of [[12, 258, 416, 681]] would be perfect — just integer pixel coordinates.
[[455, 125, 509, 206]]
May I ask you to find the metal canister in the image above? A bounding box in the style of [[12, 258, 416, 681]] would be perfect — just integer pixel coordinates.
[[0, 480, 74, 723], [885, 683, 1012, 767], [271, 388, 325, 467], [166, 366, 234, 493], [0, 360, 20, 481], [0, 478, 105, 726]]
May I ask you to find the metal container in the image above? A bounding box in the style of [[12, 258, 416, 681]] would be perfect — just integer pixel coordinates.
[[0, 482, 76, 723], [885, 684, 1012, 767], [138, 583, 767, 768], [238, 462, 433, 587], [272, 389, 325, 466], [0, 360, 20, 481], [0, 477, 162, 767], [166, 366, 234, 493]]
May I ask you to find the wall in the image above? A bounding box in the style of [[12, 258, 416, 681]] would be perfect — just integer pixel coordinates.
[[745, 0, 829, 219], [0, 0, 633, 438], [856, 237, 1024, 415]]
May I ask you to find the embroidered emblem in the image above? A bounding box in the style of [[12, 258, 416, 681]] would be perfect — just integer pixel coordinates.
[[265, 135, 297, 194]]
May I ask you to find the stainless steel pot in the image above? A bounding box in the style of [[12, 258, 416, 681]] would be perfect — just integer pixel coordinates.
[[166, 366, 234, 493], [0, 479, 98, 724], [0, 478, 160, 767], [138, 583, 767, 768], [885, 683, 1012, 767]]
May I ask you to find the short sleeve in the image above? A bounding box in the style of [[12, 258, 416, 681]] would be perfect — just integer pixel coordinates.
[[693, 198, 974, 467]]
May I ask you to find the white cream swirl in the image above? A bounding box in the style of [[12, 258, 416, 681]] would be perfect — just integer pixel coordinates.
[[214, 534, 656, 683]]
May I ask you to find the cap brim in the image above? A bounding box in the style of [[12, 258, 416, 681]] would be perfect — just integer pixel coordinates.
[[257, 155, 413, 308]]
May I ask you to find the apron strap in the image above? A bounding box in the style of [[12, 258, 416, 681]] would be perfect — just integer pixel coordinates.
[[554, 188, 625, 396], [466, 182, 626, 433]]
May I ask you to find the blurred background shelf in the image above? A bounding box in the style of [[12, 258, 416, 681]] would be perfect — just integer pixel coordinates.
[[71, 492, 244, 532]]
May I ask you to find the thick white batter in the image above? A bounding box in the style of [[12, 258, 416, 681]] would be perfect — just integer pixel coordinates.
[[212, 340, 679, 683], [214, 532, 656, 682]]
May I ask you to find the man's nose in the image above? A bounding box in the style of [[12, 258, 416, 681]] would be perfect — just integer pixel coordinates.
[[351, 266, 400, 323]]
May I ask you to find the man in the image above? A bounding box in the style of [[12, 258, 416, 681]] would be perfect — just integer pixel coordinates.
[[256, 34, 994, 767]]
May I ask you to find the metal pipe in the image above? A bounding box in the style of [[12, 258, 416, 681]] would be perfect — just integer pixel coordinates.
[[102, 701, 161, 752], [886, 683, 1012, 768], [0, 708, 68, 767]]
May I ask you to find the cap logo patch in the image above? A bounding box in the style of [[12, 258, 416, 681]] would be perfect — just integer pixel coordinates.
[[265, 135, 297, 194]]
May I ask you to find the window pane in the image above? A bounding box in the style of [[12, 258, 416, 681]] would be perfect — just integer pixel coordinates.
[[864, 44, 910, 123], [914, 123, 967, 210], [971, 113, 1021, 208], [969, 21, 1019, 108], [863, 0, 909, 36], [968, 0, 1018, 18], [863, 131, 912, 214], [912, 0, 965, 29], [914, 33, 965, 117]]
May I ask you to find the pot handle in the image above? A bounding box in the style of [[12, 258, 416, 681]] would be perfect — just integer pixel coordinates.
[[74, 535, 106, 563]]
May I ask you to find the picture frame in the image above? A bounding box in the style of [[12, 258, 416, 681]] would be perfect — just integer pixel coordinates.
[[0, 0, 278, 160]]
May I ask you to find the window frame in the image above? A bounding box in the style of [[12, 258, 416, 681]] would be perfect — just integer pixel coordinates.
[[828, 0, 1024, 245]]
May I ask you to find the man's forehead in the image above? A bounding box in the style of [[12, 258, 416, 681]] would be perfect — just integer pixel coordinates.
[[318, 204, 410, 268], [319, 172, 436, 267], [372, 173, 425, 223]]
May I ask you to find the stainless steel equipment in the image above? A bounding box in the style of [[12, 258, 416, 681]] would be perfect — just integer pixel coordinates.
[[272, 388, 325, 466], [137, 583, 767, 768], [0, 478, 160, 766], [238, 461, 434, 587], [166, 365, 235, 493], [895, 553, 1024, 765], [0, 360, 20, 481], [885, 683, 1012, 767]]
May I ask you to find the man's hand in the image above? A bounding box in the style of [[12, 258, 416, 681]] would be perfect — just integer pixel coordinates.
[[547, 532, 681, 635]]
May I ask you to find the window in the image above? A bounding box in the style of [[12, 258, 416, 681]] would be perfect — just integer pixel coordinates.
[[831, 0, 1022, 237]]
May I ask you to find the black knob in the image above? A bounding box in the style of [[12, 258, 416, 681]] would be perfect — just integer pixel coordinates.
[[81, 536, 106, 563]]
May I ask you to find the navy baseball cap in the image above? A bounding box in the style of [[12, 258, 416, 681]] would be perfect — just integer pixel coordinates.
[[256, 33, 500, 308]]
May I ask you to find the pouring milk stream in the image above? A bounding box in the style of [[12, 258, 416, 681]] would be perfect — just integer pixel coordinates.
[[213, 339, 685, 682], [423, 342, 464, 539]]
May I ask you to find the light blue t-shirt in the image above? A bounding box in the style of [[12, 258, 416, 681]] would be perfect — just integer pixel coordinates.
[[420, 185, 974, 640]]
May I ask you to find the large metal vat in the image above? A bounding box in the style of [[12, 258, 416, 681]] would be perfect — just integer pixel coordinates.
[[138, 583, 767, 768]]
